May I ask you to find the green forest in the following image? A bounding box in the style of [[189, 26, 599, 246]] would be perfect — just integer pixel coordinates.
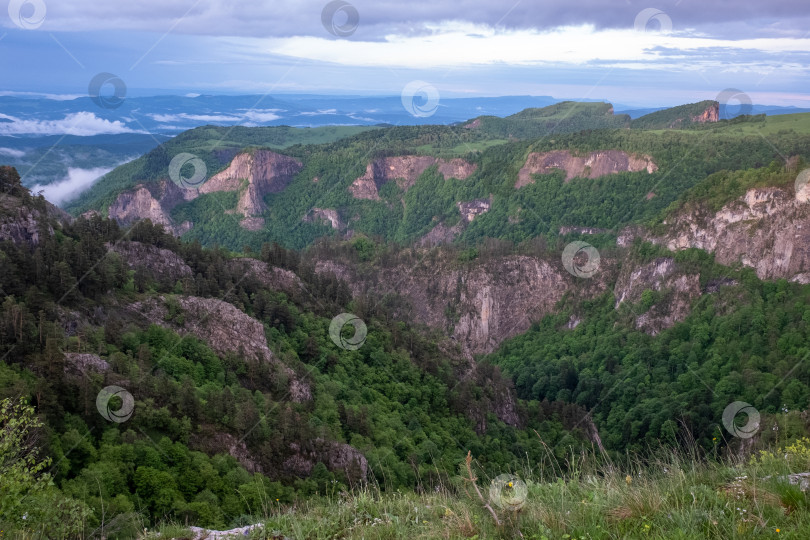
[[5, 102, 810, 537]]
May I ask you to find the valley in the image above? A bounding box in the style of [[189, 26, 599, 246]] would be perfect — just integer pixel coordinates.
[[3, 99, 810, 538]]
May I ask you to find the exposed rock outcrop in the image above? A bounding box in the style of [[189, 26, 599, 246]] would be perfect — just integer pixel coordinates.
[[692, 102, 720, 124], [127, 295, 311, 401], [108, 180, 194, 236], [201, 150, 303, 217], [0, 199, 53, 248], [559, 226, 609, 235], [516, 150, 657, 188], [419, 197, 491, 246], [315, 254, 603, 356], [284, 439, 368, 483], [652, 186, 810, 280], [191, 430, 264, 474], [315, 252, 612, 429], [419, 221, 464, 247], [0, 182, 70, 248], [349, 156, 477, 200], [107, 151, 302, 233], [108, 241, 193, 284], [303, 208, 344, 230], [457, 198, 491, 223], [63, 353, 110, 375], [614, 257, 701, 335], [226, 258, 304, 296]]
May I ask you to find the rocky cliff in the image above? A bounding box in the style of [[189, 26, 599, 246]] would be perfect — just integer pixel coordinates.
[[349, 156, 477, 200], [0, 196, 55, 248], [226, 257, 305, 297], [647, 186, 810, 281], [316, 253, 607, 356], [303, 207, 344, 230], [614, 257, 702, 335], [106, 150, 302, 234], [127, 295, 311, 401], [108, 180, 195, 236], [419, 198, 492, 246], [108, 241, 193, 284], [516, 150, 658, 188], [201, 150, 303, 218], [0, 170, 71, 248], [691, 102, 720, 124]]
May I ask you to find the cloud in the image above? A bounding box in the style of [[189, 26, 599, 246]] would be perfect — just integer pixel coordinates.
[[10, 1, 810, 39], [0, 91, 83, 100], [0, 112, 142, 136], [0, 147, 26, 158], [149, 110, 282, 124], [228, 22, 810, 71], [148, 113, 243, 123], [30, 164, 126, 205], [300, 109, 339, 116]]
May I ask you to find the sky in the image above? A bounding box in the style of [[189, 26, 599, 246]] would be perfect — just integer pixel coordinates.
[[1, 0, 810, 107]]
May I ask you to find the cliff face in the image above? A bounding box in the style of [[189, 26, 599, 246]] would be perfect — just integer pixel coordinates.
[[201, 150, 303, 218], [107, 151, 302, 234], [614, 257, 702, 335], [314, 252, 613, 429], [649, 186, 810, 281], [226, 258, 304, 296], [516, 150, 657, 188], [127, 295, 311, 402], [108, 181, 194, 236], [0, 186, 71, 248], [109, 241, 193, 284], [303, 208, 344, 230], [0, 199, 54, 248], [316, 254, 604, 356], [349, 156, 477, 200], [419, 198, 491, 246], [692, 102, 720, 124]]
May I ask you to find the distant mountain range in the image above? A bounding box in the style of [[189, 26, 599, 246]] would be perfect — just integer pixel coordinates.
[[3, 93, 809, 198]]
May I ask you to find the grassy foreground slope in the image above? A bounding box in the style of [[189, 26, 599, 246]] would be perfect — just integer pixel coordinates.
[[151, 445, 810, 539]]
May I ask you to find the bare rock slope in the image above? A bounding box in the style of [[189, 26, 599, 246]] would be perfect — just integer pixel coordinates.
[[108, 180, 194, 236], [650, 186, 810, 281], [201, 150, 303, 218], [516, 150, 657, 188], [127, 295, 310, 401], [349, 156, 477, 200], [316, 254, 606, 356]]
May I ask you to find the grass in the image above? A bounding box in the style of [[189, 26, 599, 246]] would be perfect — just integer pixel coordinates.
[[145, 442, 810, 540]]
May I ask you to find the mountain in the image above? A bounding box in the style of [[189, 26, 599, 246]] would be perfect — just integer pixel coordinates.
[[630, 100, 720, 129], [4, 102, 810, 535], [67, 101, 806, 255]]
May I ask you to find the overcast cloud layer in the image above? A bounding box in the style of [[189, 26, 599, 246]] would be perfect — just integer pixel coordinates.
[[1, 0, 809, 107], [6, 0, 810, 38]]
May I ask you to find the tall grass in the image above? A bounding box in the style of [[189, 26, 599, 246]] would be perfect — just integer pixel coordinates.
[[164, 441, 810, 540]]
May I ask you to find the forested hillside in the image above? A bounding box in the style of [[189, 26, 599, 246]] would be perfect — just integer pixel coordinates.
[[1, 166, 591, 536], [5, 102, 810, 537], [65, 103, 810, 255]]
